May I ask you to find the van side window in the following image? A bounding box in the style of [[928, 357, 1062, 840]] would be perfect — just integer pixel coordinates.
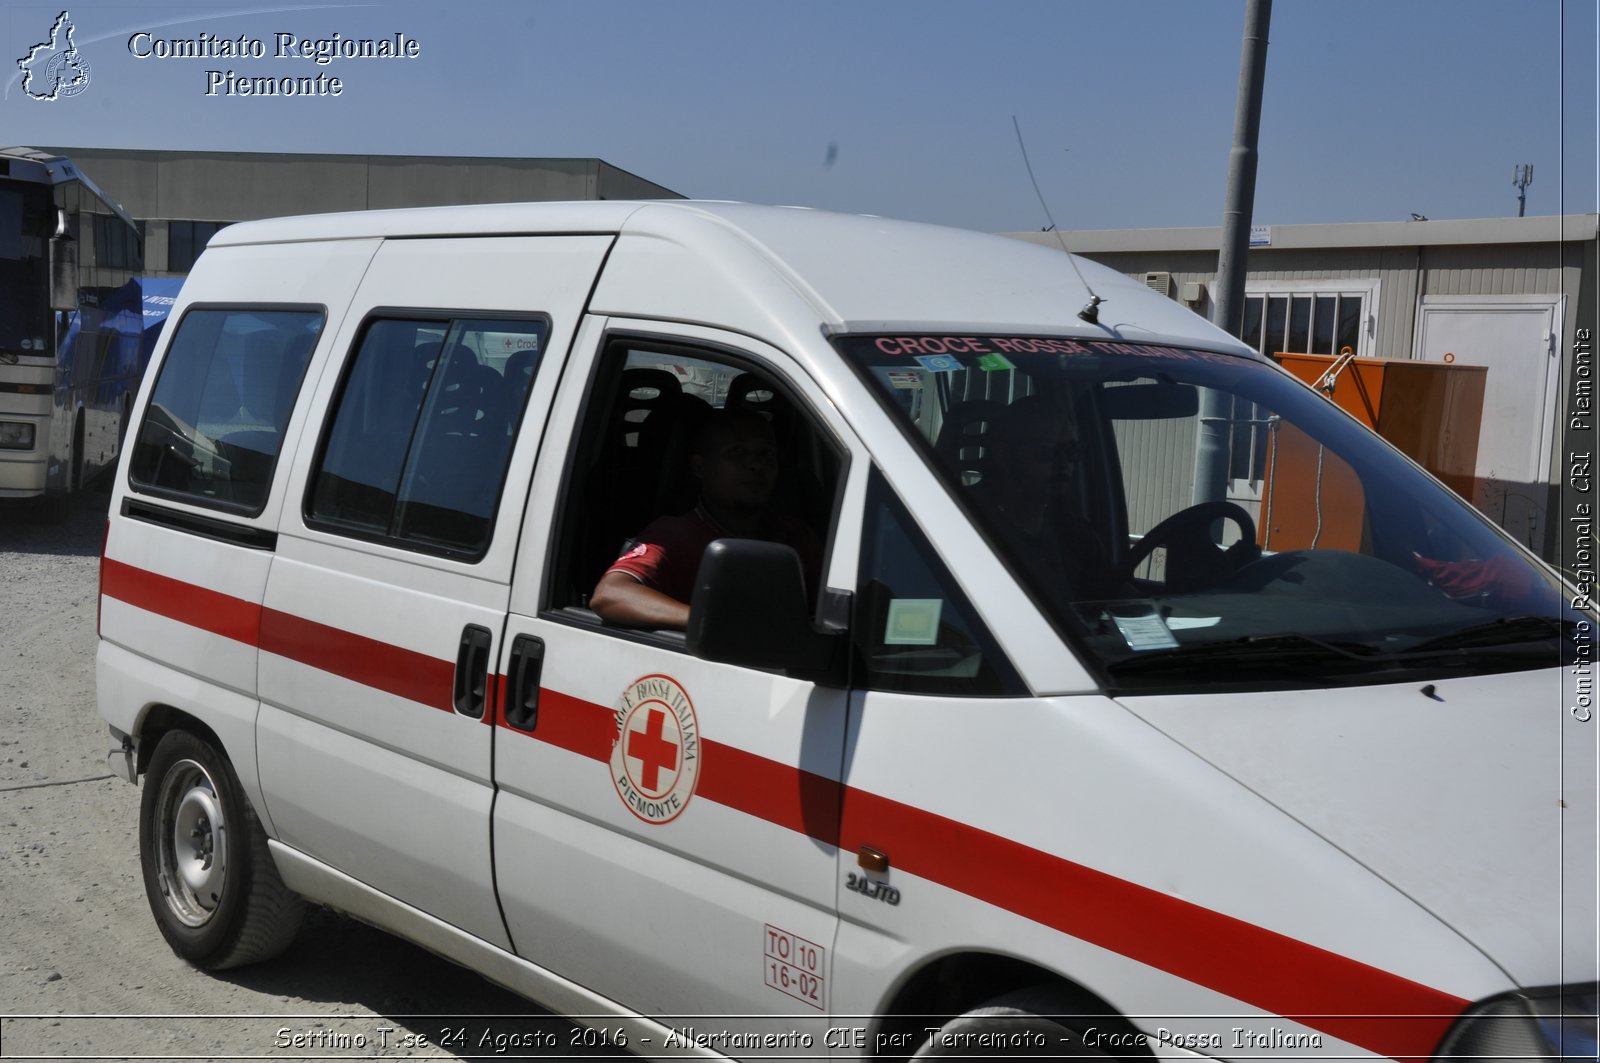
[[129, 307, 323, 514], [547, 339, 842, 631], [856, 468, 1024, 696], [306, 315, 547, 559]]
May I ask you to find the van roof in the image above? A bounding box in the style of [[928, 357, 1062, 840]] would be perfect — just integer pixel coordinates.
[[210, 201, 1258, 354]]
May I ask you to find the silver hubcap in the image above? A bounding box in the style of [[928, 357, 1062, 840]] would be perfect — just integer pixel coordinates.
[[156, 758, 228, 927]]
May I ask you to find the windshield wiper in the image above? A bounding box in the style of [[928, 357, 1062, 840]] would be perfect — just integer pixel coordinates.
[[1404, 615, 1574, 654], [1107, 618, 1579, 678], [1107, 632, 1384, 674]]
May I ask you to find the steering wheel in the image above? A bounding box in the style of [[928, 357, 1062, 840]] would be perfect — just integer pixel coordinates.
[[1116, 500, 1260, 592]]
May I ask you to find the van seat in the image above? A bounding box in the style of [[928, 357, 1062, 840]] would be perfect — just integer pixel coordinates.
[[935, 399, 1007, 486], [571, 371, 712, 602]]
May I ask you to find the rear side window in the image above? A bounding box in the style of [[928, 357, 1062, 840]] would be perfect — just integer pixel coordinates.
[[129, 306, 323, 514], [306, 315, 548, 560]]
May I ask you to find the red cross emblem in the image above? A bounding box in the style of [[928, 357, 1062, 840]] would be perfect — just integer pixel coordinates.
[[610, 675, 701, 825], [625, 707, 679, 795]]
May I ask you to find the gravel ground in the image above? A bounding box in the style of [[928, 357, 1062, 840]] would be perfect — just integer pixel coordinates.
[[0, 485, 613, 1062]]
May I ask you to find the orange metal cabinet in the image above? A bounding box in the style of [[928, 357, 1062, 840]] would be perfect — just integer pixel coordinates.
[[1262, 354, 1486, 550]]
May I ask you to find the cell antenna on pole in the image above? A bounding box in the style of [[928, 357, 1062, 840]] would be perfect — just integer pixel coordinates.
[[1512, 164, 1533, 218]]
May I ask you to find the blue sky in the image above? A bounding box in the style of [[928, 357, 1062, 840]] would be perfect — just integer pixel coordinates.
[[3, 0, 1595, 233]]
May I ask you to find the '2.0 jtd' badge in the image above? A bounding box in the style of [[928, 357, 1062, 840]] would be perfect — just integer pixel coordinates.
[[611, 674, 700, 824]]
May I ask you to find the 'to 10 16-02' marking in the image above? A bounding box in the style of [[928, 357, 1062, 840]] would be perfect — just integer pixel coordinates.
[[764, 924, 824, 1010]]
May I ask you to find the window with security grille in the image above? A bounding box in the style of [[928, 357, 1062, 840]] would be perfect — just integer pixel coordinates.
[[1241, 290, 1369, 360]]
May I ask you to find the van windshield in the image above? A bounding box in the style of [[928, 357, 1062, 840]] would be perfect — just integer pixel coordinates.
[[836, 334, 1576, 691]]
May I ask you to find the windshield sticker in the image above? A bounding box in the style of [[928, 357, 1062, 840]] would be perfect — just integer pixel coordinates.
[[851, 335, 1248, 366], [1108, 606, 1179, 652], [874, 336, 995, 356], [913, 353, 962, 373], [884, 370, 924, 390], [1095, 342, 1245, 367], [988, 337, 1090, 354], [884, 598, 943, 645]]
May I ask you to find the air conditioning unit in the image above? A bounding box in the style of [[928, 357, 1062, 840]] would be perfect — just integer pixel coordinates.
[[1142, 271, 1173, 298]]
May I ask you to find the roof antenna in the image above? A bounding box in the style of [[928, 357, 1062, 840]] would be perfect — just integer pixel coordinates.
[[1012, 115, 1104, 325]]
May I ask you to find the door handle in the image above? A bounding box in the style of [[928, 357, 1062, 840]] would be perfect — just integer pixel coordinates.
[[503, 634, 544, 731], [453, 624, 493, 719]]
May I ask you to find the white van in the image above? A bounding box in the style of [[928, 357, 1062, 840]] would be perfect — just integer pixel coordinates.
[[97, 201, 1596, 1061]]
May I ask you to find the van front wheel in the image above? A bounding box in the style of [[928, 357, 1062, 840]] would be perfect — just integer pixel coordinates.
[[139, 730, 304, 969], [913, 987, 1114, 1060]]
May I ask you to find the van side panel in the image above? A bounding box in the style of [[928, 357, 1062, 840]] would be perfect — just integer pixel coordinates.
[[255, 235, 612, 949], [98, 240, 379, 824]]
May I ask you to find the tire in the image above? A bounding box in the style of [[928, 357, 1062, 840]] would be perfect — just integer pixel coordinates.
[[38, 491, 71, 523], [139, 730, 305, 969], [913, 987, 1114, 1060]]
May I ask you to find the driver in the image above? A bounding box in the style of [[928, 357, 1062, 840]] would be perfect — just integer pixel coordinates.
[[975, 395, 1118, 600], [590, 406, 821, 629]]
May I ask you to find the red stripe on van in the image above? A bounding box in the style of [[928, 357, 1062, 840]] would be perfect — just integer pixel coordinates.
[[699, 740, 842, 847], [838, 787, 1466, 1060], [259, 607, 456, 712], [522, 687, 617, 754], [488, 673, 505, 726], [101, 558, 456, 711], [100, 558, 261, 645]]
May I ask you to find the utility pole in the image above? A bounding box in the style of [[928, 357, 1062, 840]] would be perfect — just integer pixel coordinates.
[[1513, 163, 1533, 218], [1211, 0, 1272, 339], [1196, 0, 1272, 505]]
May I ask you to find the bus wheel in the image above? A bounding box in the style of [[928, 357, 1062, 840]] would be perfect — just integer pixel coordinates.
[[912, 987, 1114, 1059], [139, 730, 305, 969]]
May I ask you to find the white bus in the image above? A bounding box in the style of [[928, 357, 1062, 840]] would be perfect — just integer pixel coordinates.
[[1, 147, 145, 511]]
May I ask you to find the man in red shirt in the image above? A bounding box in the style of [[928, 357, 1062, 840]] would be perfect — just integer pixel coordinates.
[[591, 407, 820, 629]]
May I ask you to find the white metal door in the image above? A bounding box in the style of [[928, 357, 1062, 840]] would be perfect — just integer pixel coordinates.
[[491, 322, 853, 1047], [255, 236, 610, 945], [1415, 295, 1563, 549]]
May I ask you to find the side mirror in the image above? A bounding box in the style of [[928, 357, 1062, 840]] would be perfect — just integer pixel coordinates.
[[49, 210, 78, 313], [687, 539, 842, 681]]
